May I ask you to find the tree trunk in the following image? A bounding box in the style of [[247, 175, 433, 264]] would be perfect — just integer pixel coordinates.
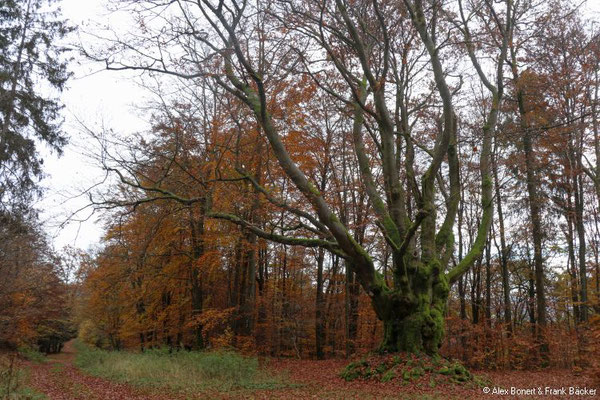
[[377, 303, 445, 355], [240, 231, 257, 335], [595, 240, 600, 312], [574, 173, 587, 322], [493, 152, 512, 332], [345, 261, 359, 357], [511, 50, 548, 358], [459, 277, 467, 320], [523, 130, 547, 328], [457, 181, 467, 321], [485, 239, 491, 324], [565, 206, 581, 323], [472, 257, 482, 325], [374, 267, 448, 355], [189, 202, 206, 349], [315, 247, 325, 359]]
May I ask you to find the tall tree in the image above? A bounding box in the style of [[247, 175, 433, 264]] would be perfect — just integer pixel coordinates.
[[88, 0, 516, 355], [0, 0, 71, 211]]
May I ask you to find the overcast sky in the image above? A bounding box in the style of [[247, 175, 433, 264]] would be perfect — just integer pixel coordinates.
[[38, 0, 600, 252], [38, 0, 147, 251]]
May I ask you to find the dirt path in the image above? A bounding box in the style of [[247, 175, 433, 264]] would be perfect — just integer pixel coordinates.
[[23, 342, 598, 399], [26, 340, 179, 400]]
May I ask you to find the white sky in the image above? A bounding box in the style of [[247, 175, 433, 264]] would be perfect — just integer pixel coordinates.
[[37, 0, 600, 252]]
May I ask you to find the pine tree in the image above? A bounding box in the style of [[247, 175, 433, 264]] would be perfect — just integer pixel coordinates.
[[0, 0, 71, 211]]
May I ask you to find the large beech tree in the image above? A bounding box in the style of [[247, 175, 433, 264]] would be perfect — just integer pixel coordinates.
[[92, 0, 515, 354]]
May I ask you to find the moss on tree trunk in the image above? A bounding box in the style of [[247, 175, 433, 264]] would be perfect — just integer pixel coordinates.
[[380, 307, 445, 355], [372, 267, 449, 355]]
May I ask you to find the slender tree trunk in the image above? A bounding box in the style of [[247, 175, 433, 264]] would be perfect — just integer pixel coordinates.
[[517, 82, 548, 359], [255, 241, 267, 348], [241, 231, 257, 334], [485, 239, 491, 324], [324, 254, 338, 353], [523, 133, 547, 328], [315, 247, 325, 359], [574, 173, 587, 322], [565, 206, 581, 324], [189, 201, 207, 349], [493, 151, 512, 332], [524, 241, 536, 333], [528, 274, 536, 327], [595, 241, 600, 311], [240, 163, 262, 336], [472, 258, 482, 325], [591, 70, 600, 313], [509, 41, 548, 359], [345, 261, 359, 357], [232, 236, 243, 337], [458, 184, 467, 321], [459, 277, 467, 320]]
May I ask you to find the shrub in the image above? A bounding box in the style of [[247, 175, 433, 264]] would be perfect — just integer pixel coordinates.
[[0, 354, 46, 399], [78, 320, 109, 349], [17, 347, 45, 363]]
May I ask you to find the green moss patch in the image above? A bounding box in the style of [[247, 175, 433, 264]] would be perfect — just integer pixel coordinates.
[[340, 353, 481, 387]]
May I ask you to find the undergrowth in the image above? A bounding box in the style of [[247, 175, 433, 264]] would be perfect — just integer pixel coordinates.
[[17, 346, 46, 363], [0, 354, 47, 399], [73, 340, 288, 393], [340, 352, 491, 388]]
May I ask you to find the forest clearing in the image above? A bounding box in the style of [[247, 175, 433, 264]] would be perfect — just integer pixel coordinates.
[[1, 0, 600, 398]]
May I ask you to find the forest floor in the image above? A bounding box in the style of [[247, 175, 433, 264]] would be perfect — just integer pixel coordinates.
[[23, 342, 598, 399], [25, 341, 177, 400]]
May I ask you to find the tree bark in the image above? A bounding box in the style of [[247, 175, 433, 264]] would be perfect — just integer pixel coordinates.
[[574, 170, 587, 322], [345, 261, 359, 357], [376, 266, 448, 354], [512, 64, 548, 358], [315, 247, 325, 359], [493, 151, 512, 332], [565, 201, 581, 323], [189, 200, 206, 349], [485, 239, 491, 324]]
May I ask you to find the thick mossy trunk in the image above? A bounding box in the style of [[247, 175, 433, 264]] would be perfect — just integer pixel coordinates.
[[379, 307, 445, 355], [372, 266, 449, 355]]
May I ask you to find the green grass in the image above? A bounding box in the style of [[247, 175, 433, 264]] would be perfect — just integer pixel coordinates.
[[73, 340, 287, 393], [2, 385, 48, 400], [17, 346, 46, 363]]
